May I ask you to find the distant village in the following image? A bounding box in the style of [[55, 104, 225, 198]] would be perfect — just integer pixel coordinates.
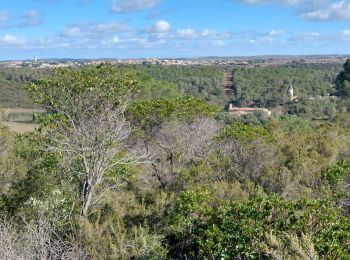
[[0, 58, 249, 69], [0, 55, 347, 69]]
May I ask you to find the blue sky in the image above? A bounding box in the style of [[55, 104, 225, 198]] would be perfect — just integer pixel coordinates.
[[0, 0, 350, 59]]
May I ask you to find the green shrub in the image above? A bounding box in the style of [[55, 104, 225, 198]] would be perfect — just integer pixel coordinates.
[[169, 191, 350, 259]]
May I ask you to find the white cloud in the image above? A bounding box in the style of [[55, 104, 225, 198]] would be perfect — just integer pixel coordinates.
[[202, 29, 213, 37], [305, 32, 320, 36], [268, 30, 287, 36], [243, 30, 288, 44], [21, 10, 43, 27], [111, 36, 120, 43], [2, 11, 349, 58], [151, 20, 170, 33], [0, 9, 43, 28], [238, 0, 350, 21], [146, 8, 176, 20], [0, 11, 9, 22], [177, 28, 197, 39], [0, 35, 27, 45], [213, 40, 226, 47], [288, 31, 321, 42], [301, 1, 350, 21], [93, 22, 130, 33], [26, 10, 39, 18], [174, 28, 232, 41], [341, 29, 350, 40], [101, 36, 121, 46], [112, 0, 163, 13], [137, 37, 166, 48], [240, 0, 306, 5], [61, 22, 130, 38], [62, 27, 82, 37]]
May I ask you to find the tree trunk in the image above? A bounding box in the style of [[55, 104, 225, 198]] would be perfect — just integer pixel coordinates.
[[79, 180, 94, 260], [81, 180, 93, 218]]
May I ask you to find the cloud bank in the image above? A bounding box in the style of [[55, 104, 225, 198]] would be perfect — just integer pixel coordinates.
[[239, 0, 350, 21]]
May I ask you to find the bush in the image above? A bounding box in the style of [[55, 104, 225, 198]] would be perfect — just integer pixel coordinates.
[[168, 191, 350, 259]]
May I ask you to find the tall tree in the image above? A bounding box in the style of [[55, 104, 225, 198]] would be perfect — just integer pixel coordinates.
[[27, 65, 140, 218], [336, 58, 350, 97]]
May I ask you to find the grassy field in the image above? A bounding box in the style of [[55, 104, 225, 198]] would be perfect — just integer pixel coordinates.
[[0, 108, 44, 133], [1, 121, 38, 133], [0, 67, 50, 109], [1, 108, 45, 122]]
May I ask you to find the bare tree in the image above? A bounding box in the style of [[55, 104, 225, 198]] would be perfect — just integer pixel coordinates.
[[0, 218, 71, 260], [27, 66, 142, 218], [222, 138, 271, 183], [140, 117, 220, 188]]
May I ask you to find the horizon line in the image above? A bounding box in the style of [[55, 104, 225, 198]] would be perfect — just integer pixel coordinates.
[[1, 53, 349, 62]]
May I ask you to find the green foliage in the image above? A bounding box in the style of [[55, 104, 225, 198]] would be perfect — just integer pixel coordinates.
[[132, 70, 181, 100], [0, 132, 69, 217], [268, 118, 349, 197], [0, 65, 182, 109], [215, 121, 273, 142], [277, 115, 312, 132], [0, 68, 49, 108], [169, 191, 350, 259], [80, 194, 169, 259], [26, 65, 139, 112], [264, 231, 319, 260], [336, 59, 350, 113], [1, 110, 44, 122], [3, 111, 33, 122], [118, 64, 227, 105], [128, 96, 218, 135], [234, 64, 341, 108], [0, 128, 27, 196], [323, 158, 350, 193], [287, 99, 338, 119], [2, 63, 350, 258], [336, 58, 350, 97]]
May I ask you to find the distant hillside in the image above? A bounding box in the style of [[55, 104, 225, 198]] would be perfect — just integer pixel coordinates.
[[0, 68, 50, 108]]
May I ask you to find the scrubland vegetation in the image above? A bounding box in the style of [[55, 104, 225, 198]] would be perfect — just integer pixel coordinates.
[[0, 60, 349, 259], [232, 63, 343, 118], [0, 68, 49, 108]]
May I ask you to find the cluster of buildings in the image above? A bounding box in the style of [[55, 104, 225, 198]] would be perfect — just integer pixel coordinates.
[[0, 60, 83, 69], [0, 57, 250, 69], [80, 58, 249, 66], [1, 55, 347, 69]]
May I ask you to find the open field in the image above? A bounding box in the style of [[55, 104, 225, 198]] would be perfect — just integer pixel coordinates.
[[1, 108, 45, 121], [0, 108, 43, 133], [1, 121, 38, 133]]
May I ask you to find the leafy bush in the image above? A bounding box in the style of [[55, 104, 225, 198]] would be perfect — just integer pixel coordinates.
[[169, 191, 350, 259]]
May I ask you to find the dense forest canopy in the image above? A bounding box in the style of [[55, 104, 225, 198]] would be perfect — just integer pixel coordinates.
[[118, 64, 228, 105], [0, 62, 344, 112], [0, 61, 349, 258], [0, 65, 227, 108], [233, 64, 342, 108]]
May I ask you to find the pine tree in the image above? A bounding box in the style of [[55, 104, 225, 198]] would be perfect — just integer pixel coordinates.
[[336, 58, 350, 97]]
